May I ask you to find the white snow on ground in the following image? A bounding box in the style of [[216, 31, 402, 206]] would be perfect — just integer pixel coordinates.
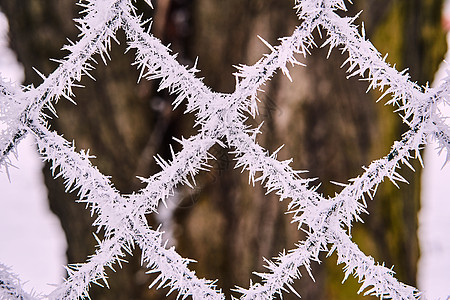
[[418, 30, 450, 299], [418, 2, 450, 296], [420, 143, 450, 299], [0, 136, 67, 296], [0, 12, 67, 296]]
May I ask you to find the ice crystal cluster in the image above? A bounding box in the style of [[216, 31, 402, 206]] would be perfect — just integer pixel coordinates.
[[1, 0, 449, 299]]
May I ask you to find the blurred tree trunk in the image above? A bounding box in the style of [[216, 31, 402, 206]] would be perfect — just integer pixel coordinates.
[[0, 0, 445, 299]]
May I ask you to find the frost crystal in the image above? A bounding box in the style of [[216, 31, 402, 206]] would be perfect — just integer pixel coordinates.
[[0, 0, 449, 299]]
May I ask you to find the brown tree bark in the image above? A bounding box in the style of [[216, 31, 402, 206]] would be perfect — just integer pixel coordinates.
[[0, 0, 445, 299]]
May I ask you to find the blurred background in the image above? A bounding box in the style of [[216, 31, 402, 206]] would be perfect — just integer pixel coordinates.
[[0, 0, 449, 299]]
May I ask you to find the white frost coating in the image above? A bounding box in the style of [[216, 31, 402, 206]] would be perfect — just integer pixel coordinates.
[[0, 0, 449, 299], [0, 263, 36, 300]]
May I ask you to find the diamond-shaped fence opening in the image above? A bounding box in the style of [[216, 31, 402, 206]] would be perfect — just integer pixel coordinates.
[[0, 0, 449, 299]]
